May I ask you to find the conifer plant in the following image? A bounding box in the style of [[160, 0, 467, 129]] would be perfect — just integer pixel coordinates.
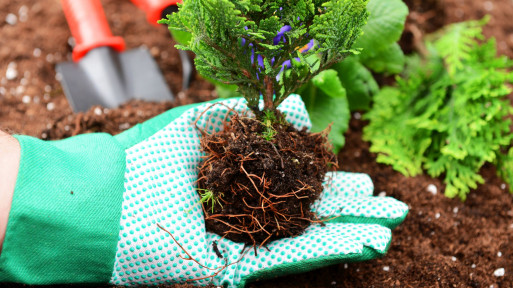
[[160, 0, 369, 246], [364, 19, 513, 200]]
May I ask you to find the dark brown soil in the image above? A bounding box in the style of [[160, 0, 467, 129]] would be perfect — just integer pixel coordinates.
[[198, 113, 335, 246], [1, 0, 513, 287], [400, 0, 513, 58]]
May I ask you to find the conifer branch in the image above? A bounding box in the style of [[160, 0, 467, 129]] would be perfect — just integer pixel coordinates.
[[160, 0, 369, 119], [364, 19, 513, 200]]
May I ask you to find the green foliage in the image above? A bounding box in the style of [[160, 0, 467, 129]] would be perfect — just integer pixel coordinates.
[[297, 69, 349, 153], [170, 28, 192, 47], [432, 17, 487, 77], [261, 110, 280, 141], [354, 0, 408, 70], [191, 188, 224, 214], [296, 0, 408, 113], [295, 0, 406, 152], [210, 0, 406, 106], [363, 19, 513, 200], [360, 42, 405, 74], [330, 57, 378, 111], [160, 0, 369, 117], [298, 0, 408, 153], [342, 0, 408, 109]]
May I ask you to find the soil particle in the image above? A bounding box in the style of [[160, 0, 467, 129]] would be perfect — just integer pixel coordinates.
[[198, 114, 336, 246]]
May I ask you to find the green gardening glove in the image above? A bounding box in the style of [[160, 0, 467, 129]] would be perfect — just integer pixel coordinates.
[[0, 95, 408, 287]]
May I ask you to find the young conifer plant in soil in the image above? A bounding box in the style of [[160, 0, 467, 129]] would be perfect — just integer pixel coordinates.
[[160, 0, 369, 247]]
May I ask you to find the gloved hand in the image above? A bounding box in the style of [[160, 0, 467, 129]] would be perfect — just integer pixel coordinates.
[[0, 95, 408, 287]]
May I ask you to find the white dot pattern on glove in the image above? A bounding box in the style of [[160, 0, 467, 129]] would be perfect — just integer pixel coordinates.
[[314, 172, 408, 219], [211, 223, 391, 286], [110, 95, 404, 288], [110, 95, 313, 286], [321, 171, 374, 198]]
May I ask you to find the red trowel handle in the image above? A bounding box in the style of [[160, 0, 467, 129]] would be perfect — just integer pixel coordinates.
[[61, 0, 126, 62], [130, 0, 182, 26]]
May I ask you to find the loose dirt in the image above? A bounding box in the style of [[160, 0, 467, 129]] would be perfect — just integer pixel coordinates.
[[198, 113, 335, 246], [1, 0, 512, 287]]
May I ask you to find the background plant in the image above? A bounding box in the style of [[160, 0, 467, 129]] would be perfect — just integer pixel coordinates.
[[363, 18, 513, 200], [297, 0, 408, 152], [160, 0, 369, 120], [330, 0, 408, 110]]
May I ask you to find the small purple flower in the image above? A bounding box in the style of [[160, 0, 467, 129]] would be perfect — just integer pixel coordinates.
[[242, 24, 316, 81], [273, 25, 292, 45], [276, 39, 315, 80]]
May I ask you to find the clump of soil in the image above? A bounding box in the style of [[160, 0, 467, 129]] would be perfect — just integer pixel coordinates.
[[197, 112, 337, 246]]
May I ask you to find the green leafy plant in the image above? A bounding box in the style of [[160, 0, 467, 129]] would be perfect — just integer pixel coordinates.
[[160, 0, 369, 120], [299, 69, 350, 149], [334, 0, 408, 110], [363, 18, 513, 200], [206, 0, 408, 153], [160, 1, 370, 246], [297, 0, 407, 153]]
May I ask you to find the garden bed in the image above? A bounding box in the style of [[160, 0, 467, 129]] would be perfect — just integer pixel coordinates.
[[0, 0, 512, 287]]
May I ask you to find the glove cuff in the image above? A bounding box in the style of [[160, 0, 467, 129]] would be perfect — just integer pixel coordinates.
[[0, 134, 126, 284]]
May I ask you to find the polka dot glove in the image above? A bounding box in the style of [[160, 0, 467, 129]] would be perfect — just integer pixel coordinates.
[[110, 94, 409, 287]]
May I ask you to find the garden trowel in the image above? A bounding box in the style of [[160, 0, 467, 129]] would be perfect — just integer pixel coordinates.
[[57, 0, 173, 112], [130, 0, 195, 91]]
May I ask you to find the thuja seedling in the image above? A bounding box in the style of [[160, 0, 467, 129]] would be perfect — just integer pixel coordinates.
[[161, 0, 369, 246], [160, 0, 369, 121]]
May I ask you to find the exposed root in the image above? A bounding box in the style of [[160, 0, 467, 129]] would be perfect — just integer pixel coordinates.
[[157, 223, 249, 283], [197, 112, 337, 247]]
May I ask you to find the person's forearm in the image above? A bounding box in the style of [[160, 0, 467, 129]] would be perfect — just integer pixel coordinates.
[[0, 131, 20, 254]]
